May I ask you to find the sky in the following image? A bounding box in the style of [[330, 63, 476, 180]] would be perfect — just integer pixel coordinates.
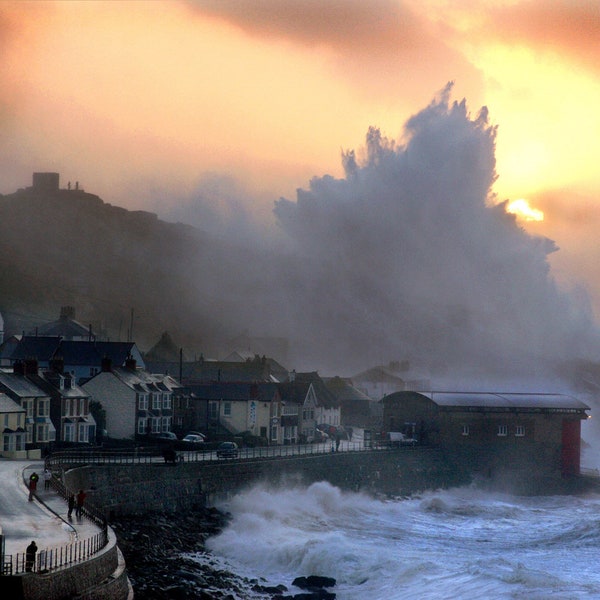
[[1, 0, 600, 379]]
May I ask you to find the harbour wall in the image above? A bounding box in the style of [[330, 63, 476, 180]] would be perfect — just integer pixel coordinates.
[[62, 448, 471, 516]]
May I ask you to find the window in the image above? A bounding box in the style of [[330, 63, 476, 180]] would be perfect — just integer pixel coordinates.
[[209, 402, 218, 420], [515, 425, 525, 437], [152, 394, 161, 410], [137, 418, 147, 435], [151, 418, 161, 434], [461, 424, 469, 436], [497, 424, 508, 437], [271, 425, 278, 441], [26, 424, 33, 444], [64, 423, 75, 442], [23, 399, 33, 418], [37, 399, 49, 417], [33, 423, 45, 442], [161, 417, 171, 432], [223, 402, 232, 417], [162, 394, 171, 409], [78, 424, 89, 443], [138, 394, 148, 410]]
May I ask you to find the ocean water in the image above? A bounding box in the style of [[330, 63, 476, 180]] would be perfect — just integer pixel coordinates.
[[191, 481, 600, 599]]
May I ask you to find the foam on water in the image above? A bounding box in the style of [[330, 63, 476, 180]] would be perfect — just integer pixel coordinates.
[[191, 482, 600, 599]]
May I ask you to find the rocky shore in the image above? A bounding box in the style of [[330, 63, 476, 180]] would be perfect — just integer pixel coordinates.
[[110, 507, 337, 599]]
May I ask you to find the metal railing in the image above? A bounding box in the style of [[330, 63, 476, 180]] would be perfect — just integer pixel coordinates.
[[44, 439, 408, 468], [1, 471, 109, 576], [2, 529, 108, 575]]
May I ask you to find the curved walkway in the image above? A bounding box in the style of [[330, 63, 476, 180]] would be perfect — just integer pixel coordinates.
[[0, 459, 101, 558]]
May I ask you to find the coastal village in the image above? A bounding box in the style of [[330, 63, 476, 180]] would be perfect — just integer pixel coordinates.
[[0, 305, 402, 456], [0, 305, 591, 485]]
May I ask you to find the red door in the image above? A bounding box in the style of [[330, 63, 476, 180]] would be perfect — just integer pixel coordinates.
[[561, 419, 581, 477]]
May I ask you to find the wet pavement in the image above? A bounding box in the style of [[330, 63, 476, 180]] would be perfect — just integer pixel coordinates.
[[0, 460, 102, 559]]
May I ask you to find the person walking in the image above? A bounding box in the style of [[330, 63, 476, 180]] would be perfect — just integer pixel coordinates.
[[28, 472, 39, 501], [75, 489, 86, 518], [67, 494, 75, 519], [43, 468, 52, 490], [25, 540, 37, 572]]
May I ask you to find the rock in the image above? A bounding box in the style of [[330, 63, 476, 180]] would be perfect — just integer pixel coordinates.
[[292, 575, 336, 590]]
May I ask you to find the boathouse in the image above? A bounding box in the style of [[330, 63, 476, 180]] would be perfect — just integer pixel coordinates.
[[381, 391, 590, 482]]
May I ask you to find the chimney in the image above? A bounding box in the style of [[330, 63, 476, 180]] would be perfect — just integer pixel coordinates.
[[50, 356, 64, 374], [289, 369, 296, 382], [125, 354, 137, 371], [24, 358, 39, 376], [101, 356, 112, 372], [13, 360, 24, 376], [60, 306, 75, 320]]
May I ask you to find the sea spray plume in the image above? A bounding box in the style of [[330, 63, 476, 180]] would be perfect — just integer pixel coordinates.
[[274, 83, 600, 379]]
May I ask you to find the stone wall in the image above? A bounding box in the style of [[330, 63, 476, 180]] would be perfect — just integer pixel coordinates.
[[63, 447, 471, 516]]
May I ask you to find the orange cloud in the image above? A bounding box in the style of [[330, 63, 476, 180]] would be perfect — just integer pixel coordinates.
[[474, 0, 600, 74], [184, 0, 484, 104]]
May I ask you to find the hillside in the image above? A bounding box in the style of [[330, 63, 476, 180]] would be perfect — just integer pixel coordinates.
[[0, 182, 253, 355]]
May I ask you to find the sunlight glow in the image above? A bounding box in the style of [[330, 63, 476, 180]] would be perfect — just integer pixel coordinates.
[[506, 198, 544, 222]]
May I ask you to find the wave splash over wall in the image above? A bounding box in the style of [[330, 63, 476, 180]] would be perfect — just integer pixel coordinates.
[[270, 83, 600, 381]]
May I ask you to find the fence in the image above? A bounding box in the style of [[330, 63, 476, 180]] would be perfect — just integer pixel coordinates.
[[2, 529, 108, 576], [1, 472, 109, 576], [44, 438, 403, 468]]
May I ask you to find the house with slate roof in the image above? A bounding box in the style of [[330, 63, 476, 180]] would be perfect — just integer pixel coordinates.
[[33, 306, 95, 340], [351, 364, 407, 401], [279, 372, 341, 443], [7, 336, 145, 385], [189, 382, 282, 443], [382, 391, 590, 481], [22, 359, 96, 446], [0, 392, 27, 458], [82, 357, 184, 441], [55, 340, 145, 384], [9, 336, 62, 370], [0, 369, 55, 452], [325, 376, 382, 432]]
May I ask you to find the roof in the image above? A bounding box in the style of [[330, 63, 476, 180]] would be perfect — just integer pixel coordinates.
[[27, 372, 89, 399], [98, 367, 183, 394], [391, 391, 590, 412], [0, 372, 49, 398], [351, 365, 406, 385], [10, 336, 61, 362], [324, 376, 372, 402], [36, 314, 92, 339], [279, 372, 339, 409], [57, 340, 139, 366], [0, 393, 26, 413], [187, 382, 280, 401]]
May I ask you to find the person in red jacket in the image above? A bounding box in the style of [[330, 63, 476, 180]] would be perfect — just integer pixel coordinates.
[[75, 489, 86, 518]]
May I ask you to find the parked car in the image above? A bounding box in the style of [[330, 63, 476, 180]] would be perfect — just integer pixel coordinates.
[[181, 434, 205, 447], [216, 441, 238, 458]]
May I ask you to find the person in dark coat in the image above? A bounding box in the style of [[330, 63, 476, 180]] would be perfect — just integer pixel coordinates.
[[25, 540, 37, 572]]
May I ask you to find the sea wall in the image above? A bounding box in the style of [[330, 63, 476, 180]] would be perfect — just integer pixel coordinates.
[[5, 531, 130, 600], [62, 447, 471, 516]]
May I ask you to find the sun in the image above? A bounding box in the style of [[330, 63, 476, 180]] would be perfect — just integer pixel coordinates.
[[506, 198, 544, 222]]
